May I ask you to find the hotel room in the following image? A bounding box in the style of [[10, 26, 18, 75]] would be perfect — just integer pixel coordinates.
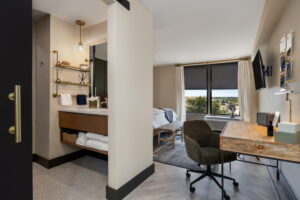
[[1, 0, 300, 200]]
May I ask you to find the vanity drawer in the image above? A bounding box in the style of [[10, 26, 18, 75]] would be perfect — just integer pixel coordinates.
[[59, 112, 108, 135]]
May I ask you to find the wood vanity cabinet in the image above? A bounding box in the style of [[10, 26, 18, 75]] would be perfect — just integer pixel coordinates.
[[59, 111, 108, 135], [59, 111, 108, 155]]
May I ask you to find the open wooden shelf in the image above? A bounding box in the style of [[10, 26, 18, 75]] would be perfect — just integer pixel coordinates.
[[55, 64, 90, 72], [62, 140, 108, 155], [55, 80, 91, 87]]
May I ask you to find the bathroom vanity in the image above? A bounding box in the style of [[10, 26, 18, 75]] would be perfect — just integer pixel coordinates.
[[59, 108, 108, 155]]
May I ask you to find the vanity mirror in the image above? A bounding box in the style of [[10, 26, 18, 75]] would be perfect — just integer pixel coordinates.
[[89, 42, 108, 108]]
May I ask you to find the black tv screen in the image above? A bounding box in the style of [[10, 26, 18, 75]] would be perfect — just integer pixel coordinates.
[[252, 50, 266, 90]]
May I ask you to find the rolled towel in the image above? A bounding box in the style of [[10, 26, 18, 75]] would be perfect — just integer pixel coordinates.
[[86, 140, 108, 152], [86, 133, 108, 143]]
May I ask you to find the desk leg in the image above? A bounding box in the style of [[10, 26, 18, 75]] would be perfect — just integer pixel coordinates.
[[276, 160, 280, 181], [158, 131, 160, 145], [221, 150, 224, 200]]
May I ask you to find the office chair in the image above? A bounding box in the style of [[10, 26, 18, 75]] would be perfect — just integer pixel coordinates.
[[184, 120, 238, 200]]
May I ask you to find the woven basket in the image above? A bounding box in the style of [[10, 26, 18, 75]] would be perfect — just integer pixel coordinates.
[[62, 132, 78, 144]]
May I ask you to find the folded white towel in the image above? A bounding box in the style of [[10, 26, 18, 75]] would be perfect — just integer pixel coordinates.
[[60, 94, 72, 106], [76, 132, 87, 146], [86, 140, 108, 151], [86, 133, 108, 143], [76, 141, 85, 146]]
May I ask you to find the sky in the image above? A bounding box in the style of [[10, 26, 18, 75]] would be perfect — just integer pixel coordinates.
[[185, 89, 238, 97]]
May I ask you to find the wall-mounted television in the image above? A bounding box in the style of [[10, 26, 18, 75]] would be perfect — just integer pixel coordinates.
[[252, 50, 266, 90]]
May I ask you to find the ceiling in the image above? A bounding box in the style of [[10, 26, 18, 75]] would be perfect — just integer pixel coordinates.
[[32, 0, 107, 27], [142, 0, 266, 66]]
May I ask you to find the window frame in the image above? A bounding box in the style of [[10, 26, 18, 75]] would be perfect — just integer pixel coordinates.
[[185, 63, 239, 116]]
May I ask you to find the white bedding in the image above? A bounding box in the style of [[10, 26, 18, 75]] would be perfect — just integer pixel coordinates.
[[152, 108, 179, 129]]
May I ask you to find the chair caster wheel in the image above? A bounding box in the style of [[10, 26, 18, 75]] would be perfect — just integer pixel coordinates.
[[186, 172, 191, 178], [225, 194, 230, 200], [190, 186, 195, 193], [233, 181, 239, 187], [223, 192, 230, 200]]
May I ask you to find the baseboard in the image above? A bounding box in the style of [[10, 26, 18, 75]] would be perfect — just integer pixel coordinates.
[[87, 150, 108, 161], [106, 163, 155, 200], [32, 154, 38, 162], [33, 150, 87, 169]]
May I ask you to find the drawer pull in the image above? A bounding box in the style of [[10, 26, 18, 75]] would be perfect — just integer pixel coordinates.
[[256, 145, 264, 150]]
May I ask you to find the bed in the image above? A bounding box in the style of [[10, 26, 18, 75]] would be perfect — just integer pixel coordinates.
[[153, 108, 183, 148]]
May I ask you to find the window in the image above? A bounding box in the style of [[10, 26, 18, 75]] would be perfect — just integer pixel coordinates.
[[184, 66, 208, 114], [184, 62, 239, 116]]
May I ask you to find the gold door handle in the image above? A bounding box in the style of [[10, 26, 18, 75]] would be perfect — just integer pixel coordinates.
[[8, 85, 21, 143]]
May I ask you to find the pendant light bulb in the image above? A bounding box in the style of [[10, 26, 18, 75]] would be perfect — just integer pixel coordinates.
[[76, 20, 85, 52], [78, 42, 83, 52]]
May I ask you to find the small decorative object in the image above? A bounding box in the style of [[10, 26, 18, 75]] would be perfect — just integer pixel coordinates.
[[76, 94, 87, 105], [79, 73, 87, 85], [272, 111, 281, 127], [61, 61, 71, 66], [88, 96, 99, 108], [280, 55, 286, 73], [80, 64, 88, 70], [267, 121, 274, 136], [280, 74, 286, 88], [257, 112, 275, 126], [227, 104, 236, 118], [286, 58, 294, 81]]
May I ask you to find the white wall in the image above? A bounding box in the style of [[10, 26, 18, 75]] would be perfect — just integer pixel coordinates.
[[107, 0, 154, 189], [253, 0, 300, 197]]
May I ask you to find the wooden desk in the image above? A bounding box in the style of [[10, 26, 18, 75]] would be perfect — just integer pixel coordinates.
[[220, 121, 300, 200], [220, 121, 300, 163]]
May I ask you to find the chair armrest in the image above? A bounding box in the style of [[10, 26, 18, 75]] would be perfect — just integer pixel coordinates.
[[210, 131, 220, 149], [184, 135, 202, 163]]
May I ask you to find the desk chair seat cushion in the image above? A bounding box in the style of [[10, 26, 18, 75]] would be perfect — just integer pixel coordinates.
[[184, 120, 236, 165], [201, 147, 236, 165]]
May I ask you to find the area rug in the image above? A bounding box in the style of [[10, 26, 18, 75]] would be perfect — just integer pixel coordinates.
[[153, 133, 202, 171]]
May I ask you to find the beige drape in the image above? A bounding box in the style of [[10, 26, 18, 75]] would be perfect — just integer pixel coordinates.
[[175, 66, 186, 121], [238, 60, 257, 122]]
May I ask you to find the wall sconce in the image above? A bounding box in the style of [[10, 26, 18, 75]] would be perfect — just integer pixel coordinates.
[[76, 20, 85, 52]]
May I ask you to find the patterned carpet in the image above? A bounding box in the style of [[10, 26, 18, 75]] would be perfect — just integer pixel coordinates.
[[153, 133, 204, 171], [33, 156, 108, 200]]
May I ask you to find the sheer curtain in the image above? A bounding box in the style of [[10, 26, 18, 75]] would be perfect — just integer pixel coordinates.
[[238, 60, 257, 122], [175, 66, 186, 121]]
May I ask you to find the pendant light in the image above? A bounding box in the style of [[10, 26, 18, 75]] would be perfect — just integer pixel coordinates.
[[76, 20, 85, 52]]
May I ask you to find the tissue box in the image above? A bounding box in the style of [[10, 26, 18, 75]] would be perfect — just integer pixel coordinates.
[[275, 131, 300, 145], [278, 122, 300, 133]]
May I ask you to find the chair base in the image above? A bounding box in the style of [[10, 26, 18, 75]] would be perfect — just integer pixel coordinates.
[[186, 165, 238, 200]]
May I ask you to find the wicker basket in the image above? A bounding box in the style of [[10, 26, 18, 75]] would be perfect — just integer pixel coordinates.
[[62, 132, 78, 144]]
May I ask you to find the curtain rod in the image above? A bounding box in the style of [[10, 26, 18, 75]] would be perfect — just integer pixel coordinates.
[[175, 56, 251, 67]]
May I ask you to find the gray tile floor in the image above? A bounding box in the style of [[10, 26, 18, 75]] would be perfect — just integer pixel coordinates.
[[33, 156, 108, 200]]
